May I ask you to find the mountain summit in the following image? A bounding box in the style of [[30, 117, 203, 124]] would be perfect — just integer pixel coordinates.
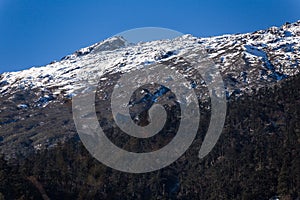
[[0, 21, 299, 200], [1, 21, 299, 101], [0, 21, 299, 158]]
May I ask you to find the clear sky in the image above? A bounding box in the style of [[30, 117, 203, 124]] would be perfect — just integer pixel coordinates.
[[0, 0, 299, 73]]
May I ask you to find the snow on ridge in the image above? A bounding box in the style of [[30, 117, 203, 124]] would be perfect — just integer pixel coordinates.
[[0, 21, 299, 99], [0, 34, 200, 98]]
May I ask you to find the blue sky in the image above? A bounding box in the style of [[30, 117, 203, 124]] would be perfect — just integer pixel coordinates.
[[0, 0, 299, 73]]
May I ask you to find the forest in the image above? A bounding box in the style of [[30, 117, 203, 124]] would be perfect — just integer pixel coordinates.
[[0, 73, 299, 200]]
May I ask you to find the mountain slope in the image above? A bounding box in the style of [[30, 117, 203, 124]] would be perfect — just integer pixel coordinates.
[[0, 21, 300, 158], [0, 21, 299, 199], [0, 21, 299, 99]]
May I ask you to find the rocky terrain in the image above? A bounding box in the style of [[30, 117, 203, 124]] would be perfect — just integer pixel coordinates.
[[0, 21, 299, 199]]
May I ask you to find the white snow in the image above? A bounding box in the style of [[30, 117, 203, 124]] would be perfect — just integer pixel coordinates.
[[0, 21, 299, 101], [17, 104, 28, 109]]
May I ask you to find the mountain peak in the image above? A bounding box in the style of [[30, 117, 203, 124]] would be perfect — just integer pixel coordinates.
[[61, 36, 128, 60], [0, 21, 299, 100], [90, 36, 127, 53], [0, 21, 299, 162]]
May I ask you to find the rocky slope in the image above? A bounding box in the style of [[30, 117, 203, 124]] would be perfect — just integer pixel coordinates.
[[0, 21, 299, 159]]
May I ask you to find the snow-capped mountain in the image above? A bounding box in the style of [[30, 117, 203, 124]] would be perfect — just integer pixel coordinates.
[[1, 21, 299, 101], [0, 21, 299, 159]]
